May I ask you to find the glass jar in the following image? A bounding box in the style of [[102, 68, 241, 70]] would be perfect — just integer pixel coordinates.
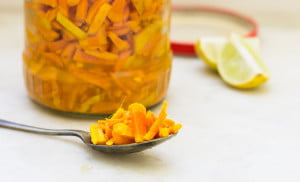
[[23, 0, 172, 115]]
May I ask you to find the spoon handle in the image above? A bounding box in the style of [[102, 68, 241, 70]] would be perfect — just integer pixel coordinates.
[[0, 118, 85, 138]]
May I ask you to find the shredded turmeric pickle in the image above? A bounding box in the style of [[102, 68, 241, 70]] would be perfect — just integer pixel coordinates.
[[90, 101, 182, 145], [23, 0, 172, 114]]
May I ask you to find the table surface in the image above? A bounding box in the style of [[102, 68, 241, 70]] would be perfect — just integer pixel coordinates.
[[1, 7, 300, 182]]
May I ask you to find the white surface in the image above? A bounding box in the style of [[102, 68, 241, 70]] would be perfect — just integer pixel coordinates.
[[1, 5, 300, 182]]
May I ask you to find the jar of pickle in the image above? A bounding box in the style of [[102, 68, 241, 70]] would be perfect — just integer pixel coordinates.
[[23, 0, 172, 115]]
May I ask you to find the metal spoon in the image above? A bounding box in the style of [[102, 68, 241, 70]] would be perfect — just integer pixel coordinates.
[[0, 119, 176, 153]]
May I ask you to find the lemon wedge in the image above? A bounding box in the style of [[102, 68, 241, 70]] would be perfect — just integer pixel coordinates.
[[195, 36, 260, 71], [217, 35, 270, 89]]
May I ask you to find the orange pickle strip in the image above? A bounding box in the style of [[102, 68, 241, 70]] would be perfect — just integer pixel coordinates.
[[90, 101, 182, 145]]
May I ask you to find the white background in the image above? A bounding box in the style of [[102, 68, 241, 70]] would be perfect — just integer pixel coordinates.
[[1, 1, 300, 182]]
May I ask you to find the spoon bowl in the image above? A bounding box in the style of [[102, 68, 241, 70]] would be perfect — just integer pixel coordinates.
[[0, 119, 176, 154], [87, 134, 176, 153]]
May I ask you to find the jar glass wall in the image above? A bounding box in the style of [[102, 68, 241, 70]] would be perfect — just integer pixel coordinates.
[[23, 0, 172, 115]]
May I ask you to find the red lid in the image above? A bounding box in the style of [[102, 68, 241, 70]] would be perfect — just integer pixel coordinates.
[[171, 5, 259, 56]]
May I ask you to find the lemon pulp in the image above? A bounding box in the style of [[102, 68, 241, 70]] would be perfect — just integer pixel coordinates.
[[217, 35, 270, 89]]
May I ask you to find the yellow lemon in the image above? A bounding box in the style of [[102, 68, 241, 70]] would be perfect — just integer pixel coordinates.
[[195, 36, 260, 71], [217, 34, 270, 89]]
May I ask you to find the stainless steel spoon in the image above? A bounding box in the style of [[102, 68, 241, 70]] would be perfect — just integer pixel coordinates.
[[0, 119, 176, 153]]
